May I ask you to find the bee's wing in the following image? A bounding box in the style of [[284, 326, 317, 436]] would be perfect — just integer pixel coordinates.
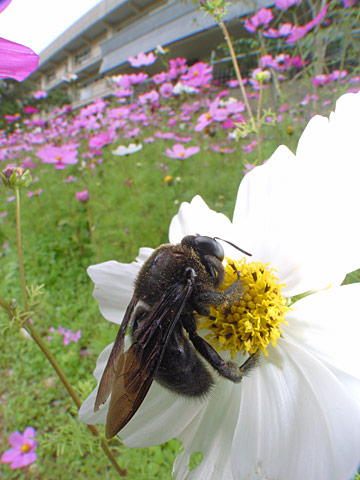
[[105, 280, 194, 439], [94, 295, 137, 412]]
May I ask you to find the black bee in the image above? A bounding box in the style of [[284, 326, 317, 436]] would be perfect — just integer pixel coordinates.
[[94, 235, 257, 438]]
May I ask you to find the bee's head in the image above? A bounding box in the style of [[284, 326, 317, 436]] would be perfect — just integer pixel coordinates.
[[181, 235, 224, 262]]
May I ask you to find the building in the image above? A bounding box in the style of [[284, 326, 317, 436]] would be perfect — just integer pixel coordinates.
[[31, 0, 271, 108]]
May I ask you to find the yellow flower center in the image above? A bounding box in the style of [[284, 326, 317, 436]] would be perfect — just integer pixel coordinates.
[[21, 443, 31, 454], [200, 258, 290, 359]]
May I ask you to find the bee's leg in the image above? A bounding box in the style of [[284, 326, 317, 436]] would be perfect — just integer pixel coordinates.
[[182, 314, 259, 382]]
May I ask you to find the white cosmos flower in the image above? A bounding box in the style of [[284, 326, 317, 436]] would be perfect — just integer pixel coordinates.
[[79, 91, 360, 480], [112, 143, 142, 156]]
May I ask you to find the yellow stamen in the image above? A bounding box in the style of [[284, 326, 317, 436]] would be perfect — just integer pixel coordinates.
[[201, 258, 290, 359], [21, 444, 31, 454]]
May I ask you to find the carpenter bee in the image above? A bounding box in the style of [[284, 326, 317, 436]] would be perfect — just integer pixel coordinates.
[[94, 235, 256, 439]]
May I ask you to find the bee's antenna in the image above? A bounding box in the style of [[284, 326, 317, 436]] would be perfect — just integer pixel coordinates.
[[214, 237, 252, 257]]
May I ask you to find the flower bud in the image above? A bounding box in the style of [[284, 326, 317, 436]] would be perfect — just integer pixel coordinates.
[[255, 70, 271, 83], [75, 190, 89, 203], [1, 167, 32, 189], [200, 0, 228, 17]]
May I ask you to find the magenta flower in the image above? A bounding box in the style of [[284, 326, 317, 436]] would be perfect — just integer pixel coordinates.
[[275, 0, 302, 10], [260, 54, 281, 70], [128, 51, 157, 68], [164, 143, 200, 159], [244, 8, 274, 33], [329, 69, 347, 82], [0, 38, 38, 82], [75, 190, 89, 203], [88, 130, 114, 149], [116, 72, 148, 88], [23, 106, 38, 114], [4, 113, 20, 124], [263, 22, 293, 38], [195, 97, 229, 132], [181, 62, 213, 88], [313, 74, 329, 86], [286, 4, 329, 43], [36, 144, 78, 170], [138, 89, 160, 105], [1, 427, 38, 470], [159, 82, 174, 98], [27, 189, 42, 198], [0, 0, 38, 81], [168, 57, 187, 79], [128, 72, 148, 85], [152, 72, 168, 84], [33, 89, 47, 99], [341, 0, 355, 7], [211, 143, 236, 154]]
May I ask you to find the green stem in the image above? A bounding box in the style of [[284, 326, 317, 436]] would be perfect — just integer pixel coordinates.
[[255, 81, 263, 165], [0, 294, 127, 477], [15, 187, 29, 312], [86, 202, 100, 262], [8, 189, 126, 476], [218, 18, 254, 125]]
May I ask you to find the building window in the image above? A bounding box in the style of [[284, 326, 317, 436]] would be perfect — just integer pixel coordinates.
[[46, 71, 56, 83], [75, 46, 91, 65]]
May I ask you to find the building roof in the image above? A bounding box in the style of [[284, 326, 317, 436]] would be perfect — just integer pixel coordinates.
[[33, 0, 273, 80]]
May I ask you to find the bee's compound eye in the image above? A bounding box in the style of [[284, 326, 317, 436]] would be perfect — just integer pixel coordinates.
[[194, 236, 224, 261]]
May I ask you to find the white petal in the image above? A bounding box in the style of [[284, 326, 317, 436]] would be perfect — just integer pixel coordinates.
[[232, 145, 328, 296], [232, 341, 360, 480], [233, 92, 360, 295], [169, 196, 234, 247], [87, 247, 153, 324], [284, 284, 360, 394], [173, 380, 241, 480], [120, 385, 204, 448]]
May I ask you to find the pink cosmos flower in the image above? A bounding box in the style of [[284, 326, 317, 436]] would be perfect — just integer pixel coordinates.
[[286, 4, 329, 43], [155, 131, 176, 140], [275, 0, 302, 10], [260, 54, 281, 70], [36, 144, 78, 170], [128, 51, 157, 68], [329, 70, 347, 82], [159, 82, 174, 98], [341, 0, 355, 7], [113, 88, 133, 98], [4, 113, 20, 124], [1, 427, 38, 470], [285, 54, 306, 69], [116, 73, 148, 88], [244, 8, 274, 33], [263, 22, 293, 38], [23, 106, 38, 114], [313, 74, 329, 87], [181, 62, 213, 88], [242, 139, 259, 153], [75, 190, 89, 203], [138, 89, 160, 105], [300, 93, 319, 106], [88, 130, 114, 149], [152, 72, 168, 84], [211, 144, 236, 154], [195, 97, 229, 132], [27, 189, 42, 198], [164, 143, 200, 159], [33, 89, 47, 99], [0, 1, 38, 81], [168, 57, 187, 79]]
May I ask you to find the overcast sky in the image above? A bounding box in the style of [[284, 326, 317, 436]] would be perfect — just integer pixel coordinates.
[[0, 0, 101, 54]]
